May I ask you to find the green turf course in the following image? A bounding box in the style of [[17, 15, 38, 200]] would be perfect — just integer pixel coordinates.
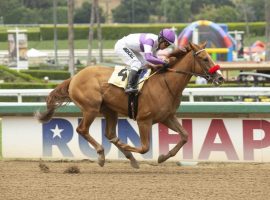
[[0, 36, 265, 50], [0, 39, 116, 50]]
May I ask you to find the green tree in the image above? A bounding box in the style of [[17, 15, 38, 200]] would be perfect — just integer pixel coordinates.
[[158, 0, 192, 23], [112, 0, 152, 23], [0, 0, 68, 24], [0, 0, 22, 23], [38, 6, 68, 24], [22, 0, 66, 9], [232, 0, 265, 22], [244, 0, 265, 21], [194, 5, 239, 22], [56, 7, 69, 23], [22, 0, 52, 9], [190, 0, 234, 14], [74, 2, 105, 23], [4, 7, 41, 24]]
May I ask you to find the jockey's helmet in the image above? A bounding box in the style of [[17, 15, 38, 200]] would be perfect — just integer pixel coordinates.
[[158, 28, 175, 45]]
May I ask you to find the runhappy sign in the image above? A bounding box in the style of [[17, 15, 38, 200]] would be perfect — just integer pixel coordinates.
[[2, 117, 270, 162]]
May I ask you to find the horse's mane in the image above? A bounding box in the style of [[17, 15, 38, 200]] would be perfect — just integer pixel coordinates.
[[164, 45, 191, 67], [167, 44, 191, 59]]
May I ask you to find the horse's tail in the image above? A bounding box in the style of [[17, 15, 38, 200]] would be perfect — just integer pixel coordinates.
[[35, 78, 72, 123]]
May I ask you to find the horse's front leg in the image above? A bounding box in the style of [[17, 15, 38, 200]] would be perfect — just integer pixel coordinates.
[[158, 115, 188, 163]]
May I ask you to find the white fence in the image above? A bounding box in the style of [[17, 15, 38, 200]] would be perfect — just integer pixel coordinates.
[[0, 87, 269, 103], [182, 87, 270, 102], [0, 89, 51, 102], [0, 49, 118, 65]]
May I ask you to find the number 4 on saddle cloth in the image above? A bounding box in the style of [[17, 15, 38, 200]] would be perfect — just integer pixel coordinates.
[[108, 65, 151, 120]]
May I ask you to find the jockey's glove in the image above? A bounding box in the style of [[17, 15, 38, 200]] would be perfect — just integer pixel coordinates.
[[163, 62, 170, 69], [159, 63, 170, 73]]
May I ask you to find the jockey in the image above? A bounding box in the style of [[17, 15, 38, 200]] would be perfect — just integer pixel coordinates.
[[114, 28, 179, 94]]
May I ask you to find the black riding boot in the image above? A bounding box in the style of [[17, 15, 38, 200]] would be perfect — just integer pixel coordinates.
[[125, 69, 139, 93]]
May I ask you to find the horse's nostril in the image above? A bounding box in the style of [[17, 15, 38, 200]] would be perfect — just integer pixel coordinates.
[[218, 76, 224, 82]]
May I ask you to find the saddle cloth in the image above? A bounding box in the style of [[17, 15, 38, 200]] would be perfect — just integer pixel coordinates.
[[108, 65, 151, 91]]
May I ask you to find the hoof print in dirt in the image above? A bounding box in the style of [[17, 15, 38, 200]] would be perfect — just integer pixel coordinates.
[[39, 163, 50, 173], [64, 165, 80, 174]]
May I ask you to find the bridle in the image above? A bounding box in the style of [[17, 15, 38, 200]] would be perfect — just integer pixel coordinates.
[[166, 48, 220, 81], [163, 48, 221, 98]]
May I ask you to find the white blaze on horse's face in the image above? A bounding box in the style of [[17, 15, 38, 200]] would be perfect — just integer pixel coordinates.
[[216, 69, 222, 76]]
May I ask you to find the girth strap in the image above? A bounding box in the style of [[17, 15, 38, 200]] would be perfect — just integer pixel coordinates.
[[128, 93, 139, 120]]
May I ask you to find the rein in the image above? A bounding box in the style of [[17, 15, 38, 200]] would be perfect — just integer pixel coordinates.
[[167, 49, 220, 81], [163, 48, 220, 98], [167, 68, 211, 80]]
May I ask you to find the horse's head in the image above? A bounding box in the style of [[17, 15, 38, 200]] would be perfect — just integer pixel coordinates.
[[185, 42, 224, 85], [168, 42, 224, 85]]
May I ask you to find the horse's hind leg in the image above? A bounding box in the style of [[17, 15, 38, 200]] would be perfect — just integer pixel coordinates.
[[115, 119, 152, 154], [77, 111, 105, 167], [158, 115, 188, 163], [101, 106, 139, 169]]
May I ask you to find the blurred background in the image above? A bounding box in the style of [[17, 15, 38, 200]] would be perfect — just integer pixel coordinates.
[[1, 0, 270, 164], [0, 0, 269, 99]]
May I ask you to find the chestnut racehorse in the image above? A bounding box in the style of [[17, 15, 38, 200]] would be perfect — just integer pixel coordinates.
[[35, 42, 224, 168]]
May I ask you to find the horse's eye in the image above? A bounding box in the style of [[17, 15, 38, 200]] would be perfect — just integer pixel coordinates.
[[203, 57, 208, 62]]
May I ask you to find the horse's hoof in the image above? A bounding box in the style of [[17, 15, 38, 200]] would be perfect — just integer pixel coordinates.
[[125, 152, 139, 169], [98, 157, 105, 167], [130, 159, 140, 169], [158, 154, 166, 163], [97, 153, 105, 167]]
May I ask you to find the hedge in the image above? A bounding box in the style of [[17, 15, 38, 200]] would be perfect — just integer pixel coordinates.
[[21, 69, 71, 80], [39, 22, 266, 41], [0, 22, 266, 42], [0, 30, 40, 42], [40, 25, 68, 40], [1, 65, 70, 82], [0, 82, 57, 89], [227, 22, 266, 36], [100, 24, 188, 40], [0, 65, 42, 83]]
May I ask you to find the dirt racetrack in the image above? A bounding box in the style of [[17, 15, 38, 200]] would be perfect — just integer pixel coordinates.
[[0, 160, 269, 200]]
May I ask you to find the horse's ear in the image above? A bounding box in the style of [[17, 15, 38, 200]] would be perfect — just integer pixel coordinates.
[[185, 44, 191, 52], [189, 42, 196, 51], [199, 41, 207, 49]]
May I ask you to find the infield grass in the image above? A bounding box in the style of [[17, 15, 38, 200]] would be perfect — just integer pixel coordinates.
[[0, 39, 116, 50], [0, 35, 264, 50]]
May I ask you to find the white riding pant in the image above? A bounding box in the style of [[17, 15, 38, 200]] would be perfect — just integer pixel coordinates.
[[114, 40, 147, 71]]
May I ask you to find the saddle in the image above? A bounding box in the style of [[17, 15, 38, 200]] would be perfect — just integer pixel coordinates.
[[108, 66, 151, 120]]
